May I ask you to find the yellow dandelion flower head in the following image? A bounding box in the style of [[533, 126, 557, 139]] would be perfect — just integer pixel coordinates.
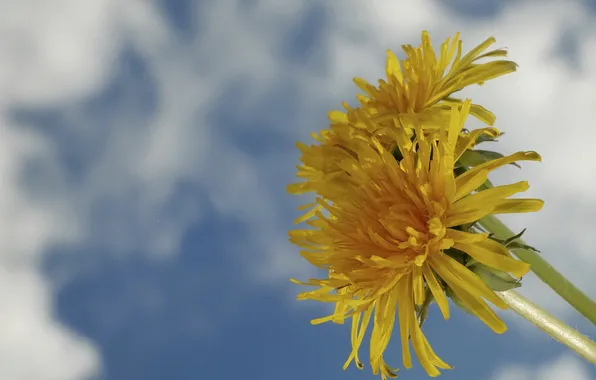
[[288, 102, 502, 203], [287, 125, 366, 197], [290, 100, 543, 378], [330, 31, 517, 140], [289, 31, 513, 198]]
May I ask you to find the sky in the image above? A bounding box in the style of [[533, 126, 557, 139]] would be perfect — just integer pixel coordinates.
[[0, 0, 595, 379]]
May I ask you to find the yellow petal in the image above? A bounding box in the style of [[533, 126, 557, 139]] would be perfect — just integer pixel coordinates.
[[446, 229, 489, 244], [491, 198, 545, 214], [370, 288, 399, 372], [445, 181, 531, 226], [454, 241, 530, 278], [293, 203, 322, 224], [344, 305, 374, 370], [447, 101, 470, 148], [443, 206, 494, 227], [410, 314, 441, 377], [468, 104, 496, 126], [353, 77, 376, 96], [328, 110, 349, 123], [453, 169, 489, 201], [311, 314, 338, 325], [431, 253, 507, 309], [446, 279, 507, 333], [438, 33, 460, 72], [297, 201, 316, 211], [286, 182, 309, 194], [455, 36, 496, 71], [454, 127, 500, 160], [422, 334, 452, 370], [430, 255, 508, 333], [413, 266, 425, 306], [397, 278, 413, 369], [421, 264, 450, 320], [451, 181, 529, 213], [455, 151, 541, 186], [470, 235, 512, 258], [386, 49, 403, 84], [456, 61, 518, 89]]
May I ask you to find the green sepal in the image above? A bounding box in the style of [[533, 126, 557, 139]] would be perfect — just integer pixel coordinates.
[[476, 177, 494, 191], [441, 248, 477, 316], [458, 149, 521, 169], [457, 149, 491, 167], [458, 221, 476, 232], [467, 260, 522, 291], [475, 132, 504, 145], [460, 130, 501, 144], [443, 247, 469, 266], [489, 228, 541, 253], [415, 287, 434, 328], [506, 241, 540, 252], [456, 220, 487, 233]]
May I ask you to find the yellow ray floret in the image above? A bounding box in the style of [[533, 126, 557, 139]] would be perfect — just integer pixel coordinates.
[[289, 32, 513, 200], [289, 101, 543, 379], [329, 31, 517, 138]]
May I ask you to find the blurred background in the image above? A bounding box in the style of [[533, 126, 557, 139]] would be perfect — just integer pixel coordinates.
[[0, 0, 595, 379]]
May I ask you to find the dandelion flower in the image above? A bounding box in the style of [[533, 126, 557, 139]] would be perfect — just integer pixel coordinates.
[[289, 101, 543, 378], [329, 31, 517, 140], [289, 31, 512, 199], [286, 126, 363, 198], [287, 106, 501, 217]]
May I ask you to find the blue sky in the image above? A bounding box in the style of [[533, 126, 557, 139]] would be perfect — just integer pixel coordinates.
[[1, 1, 596, 380]]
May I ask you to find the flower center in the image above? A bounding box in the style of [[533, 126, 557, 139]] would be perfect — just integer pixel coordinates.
[[391, 216, 452, 266]]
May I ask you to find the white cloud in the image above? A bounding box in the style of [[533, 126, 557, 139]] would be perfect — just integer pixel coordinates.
[[0, 1, 321, 375], [0, 266, 99, 380], [491, 354, 594, 380], [0, 0, 314, 281], [0, 0, 123, 108], [114, 0, 324, 277], [0, 0, 133, 378], [0, 122, 100, 378], [3, 0, 594, 377], [0, 118, 79, 263]]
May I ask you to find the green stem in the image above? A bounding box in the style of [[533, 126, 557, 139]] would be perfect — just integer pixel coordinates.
[[480, 215, 596, 325], [498, 290, 596, 364]]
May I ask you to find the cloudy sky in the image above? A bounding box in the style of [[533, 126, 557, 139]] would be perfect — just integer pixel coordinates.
[[1, 0, 595, 379]]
